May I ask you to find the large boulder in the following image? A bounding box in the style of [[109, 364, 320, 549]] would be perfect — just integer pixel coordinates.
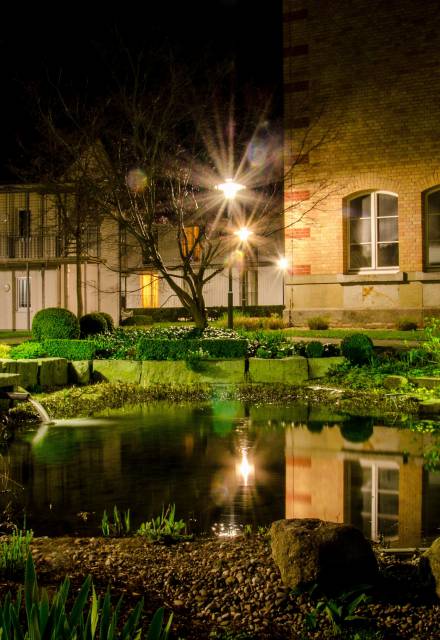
[[420, 537, 440, 597], [270, 518, 378, 592]]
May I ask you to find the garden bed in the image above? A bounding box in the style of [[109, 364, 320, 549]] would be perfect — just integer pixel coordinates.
[[19, 535, 440, 640]]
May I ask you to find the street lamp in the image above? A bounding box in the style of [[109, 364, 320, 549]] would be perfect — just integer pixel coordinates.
[[235, 227, 253, 310], [277, 256, 289, 308], [216, 179, 245, 329]]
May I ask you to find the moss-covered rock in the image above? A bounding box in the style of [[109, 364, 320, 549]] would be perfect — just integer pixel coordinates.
[[68, 360, 92, 385], [140, 359, 245, 386], [249, 357, 308, 385], [409, 376, 440, 390], [38, 358, 68, 388], [0, 358, 38, 389], [307, 356, 345, 379], [383, 375, 408, 390], [0, 372, 20, 388], [92, 360, 142, 385]]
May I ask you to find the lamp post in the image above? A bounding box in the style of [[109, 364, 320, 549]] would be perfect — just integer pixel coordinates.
[[277, 256, 289, 308], [235, 226, 253, 311], [216, 179, 245, 329]]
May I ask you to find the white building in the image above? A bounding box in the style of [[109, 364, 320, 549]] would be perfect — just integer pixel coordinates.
[[0, 186, 283, 329]]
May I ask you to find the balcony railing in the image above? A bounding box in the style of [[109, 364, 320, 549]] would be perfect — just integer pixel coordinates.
[[0, 235, 64, 259]]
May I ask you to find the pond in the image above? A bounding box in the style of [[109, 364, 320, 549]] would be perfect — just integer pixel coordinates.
[[3, 400, 440, 546]]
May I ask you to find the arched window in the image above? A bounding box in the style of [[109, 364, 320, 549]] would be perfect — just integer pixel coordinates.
[[425, 188, 440, 269], [347, 192, 398, 271]]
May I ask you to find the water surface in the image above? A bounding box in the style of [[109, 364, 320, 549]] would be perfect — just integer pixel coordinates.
[[4, 401, 440, 546]]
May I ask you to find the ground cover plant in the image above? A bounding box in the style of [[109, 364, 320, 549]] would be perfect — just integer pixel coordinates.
[[92, 326, 247, 360], [216, 313, 285, 331], [283, 327, 423, 341], [324, 318, 440, 392], [8, 383, 213, 422]]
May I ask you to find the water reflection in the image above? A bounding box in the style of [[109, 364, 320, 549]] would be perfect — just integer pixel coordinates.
[[3, 401, 440, 546], [284, 416, 439, 547]]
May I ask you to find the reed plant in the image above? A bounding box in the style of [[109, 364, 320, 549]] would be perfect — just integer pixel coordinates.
[[0, 528, 33, 577], [137, 504, 191, 543], [101, 506, 131, 537], [0, 553, 172, 639]]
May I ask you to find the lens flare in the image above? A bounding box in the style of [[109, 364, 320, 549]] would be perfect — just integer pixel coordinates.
[[126, 168, 148, 193], [234, 227, 253, 243], [277, 256, 289, 270], [216, 178, 245, 200]]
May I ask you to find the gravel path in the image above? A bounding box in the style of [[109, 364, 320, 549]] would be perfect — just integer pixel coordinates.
[[19, 536, 439, 639]]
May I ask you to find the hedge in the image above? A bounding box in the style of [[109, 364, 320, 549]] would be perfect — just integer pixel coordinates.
[[43, 339, 97, 361], [136, 338, 248, 360], [127, 305, 285, 322]]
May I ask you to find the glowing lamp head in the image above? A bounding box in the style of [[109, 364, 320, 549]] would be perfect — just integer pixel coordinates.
[[234, 227, 253, 243], [216, 178, 245, 200], [277, 257, 289, 271]]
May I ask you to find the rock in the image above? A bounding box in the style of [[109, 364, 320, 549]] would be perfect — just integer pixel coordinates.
[[383, 375, 408, 389], [270, 518, 378, 592], [420, 537, 440, 597], [418, 400, 440, 415], [409, 376, 440, 390]]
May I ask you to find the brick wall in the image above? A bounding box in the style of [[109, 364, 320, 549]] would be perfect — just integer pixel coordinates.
[[283, 0, 440, 323]]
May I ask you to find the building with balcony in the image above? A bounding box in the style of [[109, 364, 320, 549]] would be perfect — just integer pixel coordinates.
[[283, 0, 440, 326], [0, 187, 120, 330], [0, 185, 284, 329]]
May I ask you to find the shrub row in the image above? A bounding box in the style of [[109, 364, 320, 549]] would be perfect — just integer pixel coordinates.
[[9, 340, 96, 361], [126, 305, 284, 322], [136, 338, 249, 360], [43, 339, 96, 360]]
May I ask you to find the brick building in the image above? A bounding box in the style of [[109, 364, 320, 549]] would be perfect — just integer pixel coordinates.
[[283, 0, 440, 325]]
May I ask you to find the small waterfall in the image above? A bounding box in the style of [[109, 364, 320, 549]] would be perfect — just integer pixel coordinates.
[[1, 391, 53, 425], [27, 398, 53, 424]]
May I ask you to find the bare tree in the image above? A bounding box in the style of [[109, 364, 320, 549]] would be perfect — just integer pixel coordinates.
[[26, 53, 335, 328]]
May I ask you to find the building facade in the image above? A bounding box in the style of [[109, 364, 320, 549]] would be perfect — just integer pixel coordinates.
[[283, 0, 440, 325], [0, 187, 283, 330]]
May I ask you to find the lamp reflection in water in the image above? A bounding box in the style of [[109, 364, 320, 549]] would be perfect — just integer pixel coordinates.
[[236, 447, 255, 487], [212, 427, 257, 538]]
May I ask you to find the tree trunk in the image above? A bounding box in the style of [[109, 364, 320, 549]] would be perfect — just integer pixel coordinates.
[[188, 300, 208, 329], [75, 233, 83, 319]]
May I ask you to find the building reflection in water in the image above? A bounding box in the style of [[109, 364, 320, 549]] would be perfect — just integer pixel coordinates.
[[3, 401, 440, 545], [284, 418, 440, 547]]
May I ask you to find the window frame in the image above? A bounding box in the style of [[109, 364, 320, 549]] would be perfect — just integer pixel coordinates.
[[140, 272, 159, 308], [345, 459, 399, 542], [347, 190, 399, 273], [424, 187, 440, 271], [16, 276, 31, 311]]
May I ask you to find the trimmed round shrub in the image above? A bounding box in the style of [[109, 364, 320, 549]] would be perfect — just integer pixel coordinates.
[[32, 308, 80, 341], [340, 333, 374, 365], [96, 312, 115, 333], [80, 313, 108, 338], [305, 340, 325, 358]]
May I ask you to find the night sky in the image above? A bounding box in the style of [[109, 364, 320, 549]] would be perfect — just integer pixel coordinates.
[[0, 1, 282, 178]]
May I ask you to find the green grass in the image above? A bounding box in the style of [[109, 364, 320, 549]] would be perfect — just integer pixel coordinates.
[[283, 328, 423, 342], [0, 331, 31, 338]]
